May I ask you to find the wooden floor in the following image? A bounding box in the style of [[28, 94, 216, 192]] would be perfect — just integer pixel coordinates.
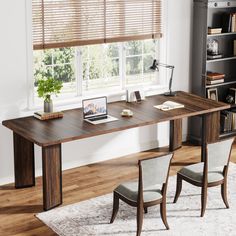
[[1, 143, 236, 236]]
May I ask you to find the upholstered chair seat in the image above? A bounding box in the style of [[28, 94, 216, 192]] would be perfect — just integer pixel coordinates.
[[115, 182, 163, 203], [179, 163, 224, 183], [110, 153, 174, 236], [173, 138, 234, 217]]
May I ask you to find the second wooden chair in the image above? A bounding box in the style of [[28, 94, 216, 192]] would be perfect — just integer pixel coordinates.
[[173, 138, 234, 217]]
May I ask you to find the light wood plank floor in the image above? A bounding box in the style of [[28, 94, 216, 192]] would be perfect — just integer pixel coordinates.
[[1, 143, 236, 236]]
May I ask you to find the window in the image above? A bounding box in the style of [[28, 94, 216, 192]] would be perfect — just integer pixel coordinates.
[[31, 0, 163, 105], [33, 39, 159, 101]]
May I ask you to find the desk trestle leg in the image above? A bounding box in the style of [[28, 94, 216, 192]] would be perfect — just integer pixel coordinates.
[[13, 132, 35, 188], [42, 144, 62, 211], [201, 112, 220, 162], [169, 119, 182, 151]]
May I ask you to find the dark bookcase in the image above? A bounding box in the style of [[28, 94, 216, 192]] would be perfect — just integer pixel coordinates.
[[190, 0, 236, 143]]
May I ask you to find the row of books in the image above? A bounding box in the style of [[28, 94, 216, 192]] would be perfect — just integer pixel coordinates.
[[206, 72, 225, 85], [222, 13, 236, 33], [220, 110, 236, 133], [208, 12, 236, 35]]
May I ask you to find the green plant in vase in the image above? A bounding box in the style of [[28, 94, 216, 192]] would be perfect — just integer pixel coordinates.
[[37, 78, 63, 113]]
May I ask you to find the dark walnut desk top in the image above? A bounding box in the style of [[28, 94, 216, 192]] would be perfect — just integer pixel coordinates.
[[2, 91, 230, 147]]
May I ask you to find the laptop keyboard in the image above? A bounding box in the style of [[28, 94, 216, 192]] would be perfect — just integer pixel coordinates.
[[88, 116, 108, 121]]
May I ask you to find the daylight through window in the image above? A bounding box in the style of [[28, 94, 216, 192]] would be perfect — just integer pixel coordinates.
[[33, 39, 159, 101]]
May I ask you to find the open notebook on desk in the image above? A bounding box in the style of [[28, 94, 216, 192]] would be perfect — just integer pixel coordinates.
[[154, 101, 184, 111]]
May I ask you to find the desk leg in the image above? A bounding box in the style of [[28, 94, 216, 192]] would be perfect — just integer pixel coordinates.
[[201, 112, 220, 162], [13, 132, 35, 188], [169, 119, 182, 151], [42, 144, 62, 211]]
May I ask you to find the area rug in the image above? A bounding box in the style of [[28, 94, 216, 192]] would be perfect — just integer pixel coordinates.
[[37, 163, 236, 236]]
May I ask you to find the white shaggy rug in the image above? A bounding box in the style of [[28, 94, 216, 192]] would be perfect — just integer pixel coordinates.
[[37, 163, 236, 236]]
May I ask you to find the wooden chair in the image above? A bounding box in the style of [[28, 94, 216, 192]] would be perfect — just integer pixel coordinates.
[[173, 138, 234, 217], [110, 153, 173, 236]]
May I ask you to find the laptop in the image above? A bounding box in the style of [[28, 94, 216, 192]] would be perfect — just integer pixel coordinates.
[[82, 96, 118, 125]]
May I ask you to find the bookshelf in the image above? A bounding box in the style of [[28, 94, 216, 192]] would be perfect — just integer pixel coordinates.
[[190, 0, 236, 143]]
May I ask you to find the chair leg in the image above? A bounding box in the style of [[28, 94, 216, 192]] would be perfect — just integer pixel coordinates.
[[160, 197, 170, 230], [200, 185, 207, 217], [137, 204, 143, 236], [144, 207, 148, 214], [173, 174, 182, 203], [110, 192, 119, 223], [221, 181, 229, 209]]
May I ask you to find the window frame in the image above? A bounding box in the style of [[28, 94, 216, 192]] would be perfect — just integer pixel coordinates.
[[26, 1, 169, 110]]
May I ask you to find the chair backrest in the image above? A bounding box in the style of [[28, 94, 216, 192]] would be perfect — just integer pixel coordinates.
[[207, 138, 234, 170], [139, 153, 173, 190]]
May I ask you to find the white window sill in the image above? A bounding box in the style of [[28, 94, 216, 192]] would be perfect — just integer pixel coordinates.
[[22, 84, 168, 117]]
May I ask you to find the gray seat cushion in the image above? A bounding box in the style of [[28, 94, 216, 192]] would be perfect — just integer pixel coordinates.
[[115, 181, 162, 203], [178, 162, 224, 183]]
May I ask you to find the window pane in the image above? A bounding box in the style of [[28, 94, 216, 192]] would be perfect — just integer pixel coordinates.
[[126, 41, 142, 56], [82, 43, 120, 91], [143, 55, 153, 73], [126, 57, 142, 75], [33, 47, 76, 95], [143, 40, 156, 54], [126, 39, 157, 85]]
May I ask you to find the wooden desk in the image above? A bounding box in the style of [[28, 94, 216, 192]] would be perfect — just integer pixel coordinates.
[[2, 91, 230, 211]]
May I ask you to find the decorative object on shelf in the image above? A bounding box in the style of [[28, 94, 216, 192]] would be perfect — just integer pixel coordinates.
[[227, 88, 236, 104], [226, 94, 234, 104], [208, 27, 222, 34], [150, 59, 175, 96], [37, 77, 63, 113], [207, 38, 220, 55], [207, 88, 218, 101], [34, 111, 63, 120], [121, 109, 133, 117]]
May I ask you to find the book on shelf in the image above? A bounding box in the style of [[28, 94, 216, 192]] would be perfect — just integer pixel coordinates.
[[206, 78, 224, 85], [207, 54, 223, 60], [231, 110, 236, 130], [34, 111, 63, 120], [220, 110, 232, 133], [207, 72, 225, 80], [154, 101, 184, 111], [208, 27, 222, 34], [231, 13, 236, 32], [222, 13, 232, 33], [234, 40, 236, 56]]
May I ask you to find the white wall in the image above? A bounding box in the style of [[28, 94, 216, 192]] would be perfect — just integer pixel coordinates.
[[0, 0, 193, 185]]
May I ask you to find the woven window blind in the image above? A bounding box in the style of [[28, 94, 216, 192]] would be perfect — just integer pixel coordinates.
[[32, 0, 162, 50]]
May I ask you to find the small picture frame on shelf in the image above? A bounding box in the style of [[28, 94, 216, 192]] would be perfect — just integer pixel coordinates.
[[207, 88, 218, 101]]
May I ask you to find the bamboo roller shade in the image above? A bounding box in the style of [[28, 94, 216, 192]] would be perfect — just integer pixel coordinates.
[[32, 0, 162, 50]]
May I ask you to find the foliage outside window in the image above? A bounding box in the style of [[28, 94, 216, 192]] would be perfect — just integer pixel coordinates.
[[33, 39, 159, 101]]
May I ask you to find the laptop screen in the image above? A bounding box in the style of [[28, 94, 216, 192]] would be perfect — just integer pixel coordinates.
[[82, 97, 107, 119]]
